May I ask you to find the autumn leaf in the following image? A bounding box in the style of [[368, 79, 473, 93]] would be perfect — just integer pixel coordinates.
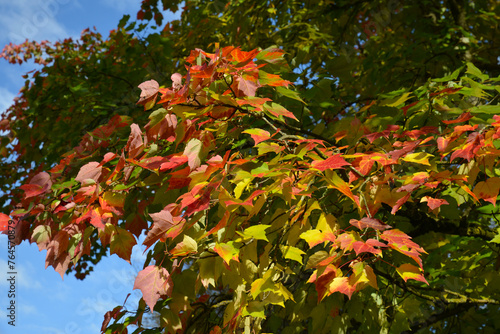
[[473, 177, 500, 206], [126, 123, 144, 159], [110, 226, 137, 263], [31, 225, 51, 251], [137, 79, 159, 110], [263, 102, 298, 120], [144, 209, 180, 249], [311, 154, 350, 171], [75, 162, 102, 184], [243, 128, 271, 145], [442, 112, 472, 124], [133, 265, 173, 311], [214, 241, 240, 265], [349, 217, 391, 231], [421, 196, 449, 210], [280, 245, 305, 264], [237, 74, 259, 97], [0, 213, 11, 233], [396, 263, 428, 284], [401, 152, 433, 166], [184, 138, 203, 170], [329, 277, 356, 299]]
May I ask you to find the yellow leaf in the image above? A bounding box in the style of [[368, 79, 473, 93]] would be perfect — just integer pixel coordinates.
[[401, 152, 433, 166]]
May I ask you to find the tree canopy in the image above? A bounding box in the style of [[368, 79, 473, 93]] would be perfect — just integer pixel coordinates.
[[1, 1, 500, 333]]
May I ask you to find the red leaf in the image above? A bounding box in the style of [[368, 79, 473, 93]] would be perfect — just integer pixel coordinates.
[[311, 154, 350, 171], [349, 217, 391, 231], [352, 241, 382, 256], [76, 207, 106, 230], [133, 265, 173, 311], [137, 79, 159, 105], [337, 232, 357, 251], [144, 209, 181, 249], [45, 230, 70, 279], [126, 123, 144, 159], [231, 48, 260, 64], [19, 184, 44, 199], [391, 192, 411, 214], [160, 155, 188, 171], [313, 265, 337, 301], [0, 213, 11, 232], [243, 129, 271, 145], [421, 196, 449, 210], [137, 156, 168, 170], [442, 112, 472, 124], [99, 152, 117, 166], [237, 75, 259, 97], [380, 229, 424, 252], [75, 162, 102, 184], [329, 277, 356, 300]]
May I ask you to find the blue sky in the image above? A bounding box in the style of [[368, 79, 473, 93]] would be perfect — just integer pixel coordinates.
[[0, 1, 179, 333]]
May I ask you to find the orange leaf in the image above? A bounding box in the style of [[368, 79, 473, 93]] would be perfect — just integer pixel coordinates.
[[329, 277, 356, 299], [311, 154, 350, 171], [396, 264, 428, 284], [473, 177, 500, 206], [243, 128, 271, 145], [214, 241, 240, 265]]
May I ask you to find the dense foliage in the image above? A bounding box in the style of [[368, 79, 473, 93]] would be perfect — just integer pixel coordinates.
[[1, 1, 500, 333]]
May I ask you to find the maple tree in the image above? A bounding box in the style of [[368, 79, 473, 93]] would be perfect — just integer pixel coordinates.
[[1, 1, 500, 333]]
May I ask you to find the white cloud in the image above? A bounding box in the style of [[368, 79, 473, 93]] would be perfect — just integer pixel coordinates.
[[0, 0, 75, 44]]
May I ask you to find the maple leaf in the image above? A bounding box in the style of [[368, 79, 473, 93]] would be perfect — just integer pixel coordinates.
[[160, 155, 189, 171], [311, 154, 350, 171], [75, 161, 102, 184], [137, 79, 159, 110], [184, 138, 202, 170], [144, 209, 182, 249], [170, 235, 198, 257], [329, 277, 356, 299], [136, 156, 169, 170], [125, 123, 144, 159], [442, 111, 472, 124], [349, 217, 391, 231], [133, 265, 173, 311], [31, 225, 51, 251], [110, 227, 137, 263], [243, 128, 271, 145], [263, 102, 298, 120], [237, 74, 259, 97], [312, 265, 338, 301], [19, 184, 45, 199], [337, 232, 358, 252], [214, 241, 240, 265], [473, 177, 500, 206], [45, 230, 71, 279], [352, 241, 382, 256], [326, 171, 360, 206], [396, 263, 428, 284], [0, 213, 11, 233], [421, 196, 449, 210]]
